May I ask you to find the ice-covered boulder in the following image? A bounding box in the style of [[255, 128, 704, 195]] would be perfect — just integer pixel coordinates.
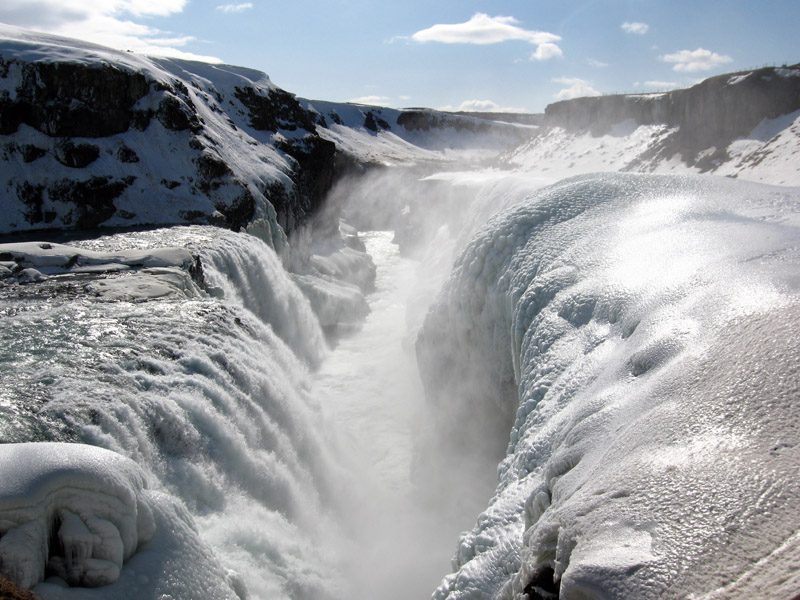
[[0, 442, 155, 589], [0, 443, 243, 599]]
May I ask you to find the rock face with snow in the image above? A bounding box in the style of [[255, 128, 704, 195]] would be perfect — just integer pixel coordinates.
[[0, 25, 335, 248], [419, 173, 800, 599], [508, 65, 800, 185], [0, 25, 533, 247], [545, 66, 800, 142]]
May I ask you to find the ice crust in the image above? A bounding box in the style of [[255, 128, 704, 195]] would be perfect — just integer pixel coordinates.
[[420, 173, 800, 599], [0, 241, 202, 300], [0, 442, 152, 589]]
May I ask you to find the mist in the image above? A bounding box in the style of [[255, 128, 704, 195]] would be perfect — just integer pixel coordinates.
[[305, 162, 549, 599]]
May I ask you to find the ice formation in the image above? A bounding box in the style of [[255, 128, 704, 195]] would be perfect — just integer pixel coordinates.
[[419, 173, 800, 599], [0, 442, 156, 592]]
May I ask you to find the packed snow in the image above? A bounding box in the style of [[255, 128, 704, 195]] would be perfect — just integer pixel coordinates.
[[418, 173, 800, 599], [0, 442, 244, 599]]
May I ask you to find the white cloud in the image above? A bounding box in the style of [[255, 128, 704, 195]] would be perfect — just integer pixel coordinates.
[[216, 3, 253, 14], [660, 48, 733, 72], [412, 13, 562, 61], [531, 43, 563, 61], [553, 77, 601, 100], [349, 95, 392, 106], [587, 58, 609, 68], [621, 21, 649, 35], [439, 99, 529, 113], [0, 0, 221, 62]]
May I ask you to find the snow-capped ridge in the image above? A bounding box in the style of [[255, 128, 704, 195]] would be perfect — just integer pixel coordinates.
[[0, 24, 334, 250]]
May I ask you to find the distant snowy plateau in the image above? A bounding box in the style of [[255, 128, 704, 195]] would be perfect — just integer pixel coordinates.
[[2, 23, 800, 600]]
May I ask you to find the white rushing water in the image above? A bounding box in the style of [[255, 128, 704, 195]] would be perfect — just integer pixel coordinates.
[[2, 171, 800, 600], [311, 231, 481, 600], [0, 226, 352, 598]]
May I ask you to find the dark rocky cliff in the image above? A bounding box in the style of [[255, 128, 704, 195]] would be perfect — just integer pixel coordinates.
[[543, 65, 800, 161], [0, 42, 337, 244]]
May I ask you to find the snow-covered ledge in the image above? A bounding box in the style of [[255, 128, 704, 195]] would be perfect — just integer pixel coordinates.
[[0, 443, 246, 598]]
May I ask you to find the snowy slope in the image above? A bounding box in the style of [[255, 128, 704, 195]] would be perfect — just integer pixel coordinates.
[[301, 99, 532, 166], [419, 173, 800, 599], [505, 112, 800, 186], [0, 24, 325, 253], [505, 65, 800, 187]]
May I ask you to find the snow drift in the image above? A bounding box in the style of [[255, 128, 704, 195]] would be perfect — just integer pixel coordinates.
[[420, 173, 800, 599]]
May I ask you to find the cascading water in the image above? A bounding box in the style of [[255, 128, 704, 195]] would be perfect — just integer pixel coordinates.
[[0, 167, 548, 600], [0, 226, 355, 598], [310, 231, 488, 600], [5, 168, 798, 600]]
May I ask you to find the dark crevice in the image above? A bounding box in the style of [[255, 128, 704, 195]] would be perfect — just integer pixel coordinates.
[[523, 566, 560, 599]]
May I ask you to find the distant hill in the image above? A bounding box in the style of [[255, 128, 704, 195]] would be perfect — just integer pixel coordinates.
[[505, 64, 800, 185]]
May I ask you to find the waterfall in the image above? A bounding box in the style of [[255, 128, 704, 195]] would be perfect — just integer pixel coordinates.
[[0, 226, 352, 598]]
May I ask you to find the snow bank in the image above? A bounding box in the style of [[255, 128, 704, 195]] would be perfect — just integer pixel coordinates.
[[505, 110, 800, 187], [419, 173, 800, 598], [0, 443, 245, 599], [0, 242, 193, 272]]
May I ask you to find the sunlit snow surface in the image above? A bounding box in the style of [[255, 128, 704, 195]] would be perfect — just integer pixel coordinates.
[[420, 173, 800, 599]]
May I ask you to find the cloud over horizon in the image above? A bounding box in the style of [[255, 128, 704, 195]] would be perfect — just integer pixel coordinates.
[[412, 13, 562, 61], [349, 95, 392, 106], [660, 48, 733, 72], [439, 99, 529, 113], [0, 0, 221, 62], [643, 80, 681, 89], [216, 3, 253, 14], [553, 77, 601, 100]]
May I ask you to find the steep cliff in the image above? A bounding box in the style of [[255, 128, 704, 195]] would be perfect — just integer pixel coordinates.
[[0, 25, 534, 252], [506, 65, 800, 185], [542, 64, 800, 167]]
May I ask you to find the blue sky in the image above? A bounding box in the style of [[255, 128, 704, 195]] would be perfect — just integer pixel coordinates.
[[2, 0, 799, 112]]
